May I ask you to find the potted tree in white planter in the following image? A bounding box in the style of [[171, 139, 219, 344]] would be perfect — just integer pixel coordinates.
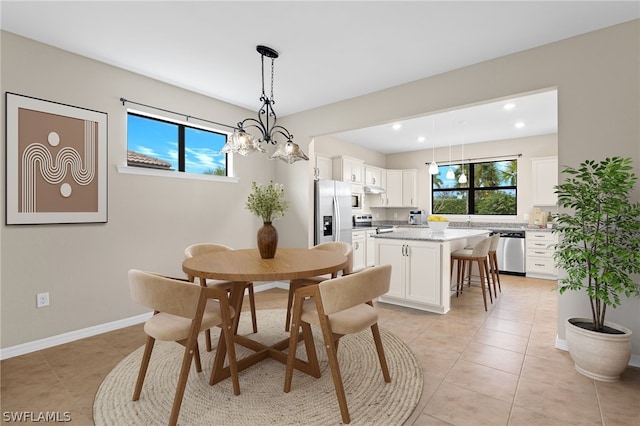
[[553, 156, 640, 382]]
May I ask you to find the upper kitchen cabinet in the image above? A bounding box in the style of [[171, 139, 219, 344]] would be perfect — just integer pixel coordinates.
[[531, 156, 558, 206], [386, 169, 418, 207], [333, 156, 363, 184], [365, 165, 383, 187], [364, 165, 387, 207], [313, 153, 333, 180]]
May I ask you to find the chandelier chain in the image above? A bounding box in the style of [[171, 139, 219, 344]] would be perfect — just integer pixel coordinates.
[[270, 58, 275, 101]]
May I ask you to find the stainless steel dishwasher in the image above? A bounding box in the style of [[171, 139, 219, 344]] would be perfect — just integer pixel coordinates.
[[494, 230, 526, 275]]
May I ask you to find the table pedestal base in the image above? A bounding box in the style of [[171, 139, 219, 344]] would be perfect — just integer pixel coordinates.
[[210, 330, 320, 385]]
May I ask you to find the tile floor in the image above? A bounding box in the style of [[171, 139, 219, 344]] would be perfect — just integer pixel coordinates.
[[1, 275, 639, 425]]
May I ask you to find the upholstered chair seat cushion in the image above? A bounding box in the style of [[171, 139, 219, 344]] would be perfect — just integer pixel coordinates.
[[144, 300, 233, 342], [301, 298, 378, 335], [451, 248, 474, 258]]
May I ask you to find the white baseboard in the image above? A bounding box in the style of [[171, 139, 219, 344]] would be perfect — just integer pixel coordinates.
[[0, 312, 152, 360], [0, 282, 286, 360], [555, 335, 640, 368]]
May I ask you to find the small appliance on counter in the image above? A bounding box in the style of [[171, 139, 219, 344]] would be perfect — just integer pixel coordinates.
[[408, 210, 426, 225], [529, 207, 551, 228]]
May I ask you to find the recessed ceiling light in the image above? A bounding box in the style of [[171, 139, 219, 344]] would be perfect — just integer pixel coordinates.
[[515, 121, 525, 128], [504, 103, 516, 110], [392, 123, 402, 130], [417, 136, 426, 142]]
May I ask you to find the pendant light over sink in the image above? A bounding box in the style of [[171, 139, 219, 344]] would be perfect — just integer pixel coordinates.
[[428, 117, 439, 175], [458, 143, 468, 184], [446, 114, 455, 180], [221, 45, 309, 164]]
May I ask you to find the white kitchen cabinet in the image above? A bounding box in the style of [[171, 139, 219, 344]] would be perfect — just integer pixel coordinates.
[[352, 230, 366, 272], [526, 230, 558, 279], [531, 157, 558, 206], [313, 153, 333, 180], [385, 169, 418, 207], [366, 229, 376, 267], [365, 166, 387, 207], [365, 165, 383, 186], [402, 169, 418, 207], [385, 170, 403, 207], [376, 239, 441, 306], [333, 156, 363, 184]]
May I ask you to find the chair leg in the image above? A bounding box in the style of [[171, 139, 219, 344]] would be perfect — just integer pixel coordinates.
[[484, 259, 494, 303], [313, 313, 351, 424], [450, 257, 455, 291], [284, 293, 304, 392], [168, 341, 197, 426], [133, 335, 155, 401], [193, 341, 202, 373], [455, 258, 463, 296], [459, 259, 468, 295], [248, 283, 258, 333], [491, 252, 502, 293], [323, 332, 351, 424], [285, 280, 303, 331], [477, 260, 489, 311], [301, 322, 320, 378], [487, 257, 498, 299], [205, 329, 212, 352], [371, 323, 391, 383]]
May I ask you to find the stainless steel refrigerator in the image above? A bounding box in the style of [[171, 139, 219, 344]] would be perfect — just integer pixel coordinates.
[[314, 179, 352, 245]]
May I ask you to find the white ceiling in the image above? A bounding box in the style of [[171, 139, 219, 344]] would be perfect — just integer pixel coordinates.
[[2, 1, 638, 153], [332, 89, 558, 153]]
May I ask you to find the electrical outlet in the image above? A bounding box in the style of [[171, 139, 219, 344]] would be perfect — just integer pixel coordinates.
[[394, 212, 398, 218], [36, 292, 49, 308]]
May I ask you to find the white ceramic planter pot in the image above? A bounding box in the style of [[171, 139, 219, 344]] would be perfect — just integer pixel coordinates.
[[565, 317, 632, 382]]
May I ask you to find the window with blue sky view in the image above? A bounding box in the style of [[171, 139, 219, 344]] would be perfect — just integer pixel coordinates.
[[127, 113, 227, 175]]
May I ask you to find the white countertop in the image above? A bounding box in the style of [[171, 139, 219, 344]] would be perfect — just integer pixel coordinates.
[[372, 228, 491, 242]]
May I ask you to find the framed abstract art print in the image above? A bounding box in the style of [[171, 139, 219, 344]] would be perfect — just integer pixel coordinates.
[[5, 93, 108, 224]]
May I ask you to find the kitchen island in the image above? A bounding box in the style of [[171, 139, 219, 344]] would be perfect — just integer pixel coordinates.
[[373, 228, 490, 314]]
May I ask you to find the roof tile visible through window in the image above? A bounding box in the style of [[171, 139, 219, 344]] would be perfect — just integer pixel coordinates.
[[127, 150, 172, 170]]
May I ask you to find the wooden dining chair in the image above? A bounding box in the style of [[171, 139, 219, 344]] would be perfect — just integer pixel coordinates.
[[284, 264, 392, 424], [184, 243, 258, 351], [451, 236, 493, 311], [284, 241, 353, 331], [128, 270, 240, 426]]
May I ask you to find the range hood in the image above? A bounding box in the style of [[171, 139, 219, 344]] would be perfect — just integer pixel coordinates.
[[364, 185, 386, 194]]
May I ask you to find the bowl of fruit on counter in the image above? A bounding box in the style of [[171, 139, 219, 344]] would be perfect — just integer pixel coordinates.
[[427, 215, 449, 233]]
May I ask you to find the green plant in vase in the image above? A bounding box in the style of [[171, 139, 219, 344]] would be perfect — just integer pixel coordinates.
[[246, 181, 289, 258], [553, 156, 640, 381]]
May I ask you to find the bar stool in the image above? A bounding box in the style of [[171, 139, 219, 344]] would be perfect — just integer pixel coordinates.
[[451, 237, 493, 311], [460, 233, 501, 299]]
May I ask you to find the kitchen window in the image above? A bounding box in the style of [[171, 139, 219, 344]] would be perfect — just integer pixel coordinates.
[[126, 112, 228, 176], [431, 159, 517, 215]]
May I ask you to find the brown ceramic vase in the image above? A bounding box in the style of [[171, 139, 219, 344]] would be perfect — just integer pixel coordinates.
[[257, 222, 278, 259]]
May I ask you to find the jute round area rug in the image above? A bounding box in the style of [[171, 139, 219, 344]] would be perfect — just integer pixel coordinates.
[[94, 309, 422, 425]]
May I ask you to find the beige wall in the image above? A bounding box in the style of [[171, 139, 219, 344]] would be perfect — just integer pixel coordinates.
[[2, 20, 639, 359], [0, 31, 281, 348]]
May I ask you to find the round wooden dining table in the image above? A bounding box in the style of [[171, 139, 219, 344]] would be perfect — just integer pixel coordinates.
[[182, 247, 349, 282], [182, 247, 349, 385]]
